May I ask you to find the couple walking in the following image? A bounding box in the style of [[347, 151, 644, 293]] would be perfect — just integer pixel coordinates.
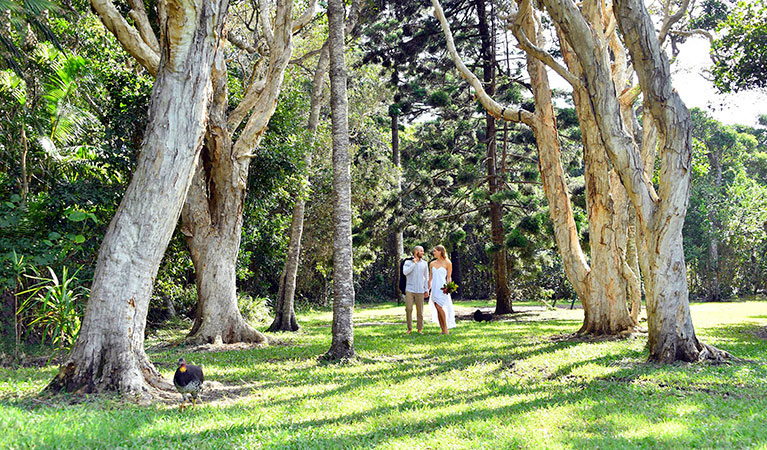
[[402, 245, 456, 335]]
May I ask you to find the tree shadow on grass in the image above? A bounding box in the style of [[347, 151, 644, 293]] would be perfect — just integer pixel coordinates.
[[23, 365, 759, 450], [4, 320, 767, 448]]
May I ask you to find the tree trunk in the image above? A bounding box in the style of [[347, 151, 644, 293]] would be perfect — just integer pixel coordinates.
[[48, 0, 229, 396], [512, 1, 592, 304], [20, 125, 29, 203], [452, 247, 463, 300], [325, 0, 355, 360], [183, 0, 298, 342], [476, 0, 512, 314], [269, 43, 330, 332], [390, 111, 404, 303], [539, 0, 730, 361], [556, 29, 635, 335]]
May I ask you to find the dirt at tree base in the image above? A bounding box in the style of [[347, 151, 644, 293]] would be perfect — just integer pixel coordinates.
[[747, 326, 767, 340]]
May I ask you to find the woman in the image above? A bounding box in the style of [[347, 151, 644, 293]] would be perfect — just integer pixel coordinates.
[[428, 245, 456, 334]]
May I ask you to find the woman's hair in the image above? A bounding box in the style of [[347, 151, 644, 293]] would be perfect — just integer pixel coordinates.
[[433, 244, 449, 261]]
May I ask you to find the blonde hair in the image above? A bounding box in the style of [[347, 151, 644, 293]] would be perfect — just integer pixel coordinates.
[[433, 245, 449, 261]]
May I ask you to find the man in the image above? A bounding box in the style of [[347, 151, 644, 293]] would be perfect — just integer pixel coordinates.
[[402, 245, 429, 334]]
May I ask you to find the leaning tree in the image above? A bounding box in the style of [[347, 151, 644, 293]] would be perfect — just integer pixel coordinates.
[[48, 0, 230, 395], [80, 0, 316, 344], [435, 0, 732, 361], [433, 0, 637, 334]]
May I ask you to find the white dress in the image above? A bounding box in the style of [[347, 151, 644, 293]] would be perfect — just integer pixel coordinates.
[[429, 266, 456, 329]]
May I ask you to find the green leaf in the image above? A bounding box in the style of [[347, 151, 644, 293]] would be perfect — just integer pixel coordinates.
[[73, 235, 85, 244], [68, 211, 88, 222], [48, 232, 62, 240], [10, 194, 21, 202]]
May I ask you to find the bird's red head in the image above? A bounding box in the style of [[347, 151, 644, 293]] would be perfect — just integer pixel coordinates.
[[177, 357, 187, 373]]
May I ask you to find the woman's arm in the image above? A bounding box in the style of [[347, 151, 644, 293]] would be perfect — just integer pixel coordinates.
[[447, 261, 453, 283], [428, 262, 433, 293]]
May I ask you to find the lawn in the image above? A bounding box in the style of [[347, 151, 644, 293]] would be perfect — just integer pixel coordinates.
[[1, 300, 766, 449]]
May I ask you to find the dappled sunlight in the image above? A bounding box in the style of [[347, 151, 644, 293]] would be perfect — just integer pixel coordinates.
[[1, 302, 767, 448]]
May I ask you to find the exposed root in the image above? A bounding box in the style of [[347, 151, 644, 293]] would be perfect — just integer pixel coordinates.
[[696, 342, 738, 364], [551, 326, 646, 343]]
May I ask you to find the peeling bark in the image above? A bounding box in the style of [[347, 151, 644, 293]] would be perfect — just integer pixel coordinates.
[[184, 0, 299, 344], [49, 0, 229, 396], [537, 0, 732, 362]]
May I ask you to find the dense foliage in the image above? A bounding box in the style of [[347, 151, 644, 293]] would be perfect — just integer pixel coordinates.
[[1, 0, 767, 357]]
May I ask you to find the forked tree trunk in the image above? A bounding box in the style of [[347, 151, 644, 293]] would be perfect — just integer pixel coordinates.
[[539, 0, 731, 362], [182, 56, 266, 345], [48, 0, 229, 396], [557, 31, 635, 335], [269, 43, 330, 332], [325, 0, 355, 360], [435, 0, 637, 336], [183, 0, 299, 342]]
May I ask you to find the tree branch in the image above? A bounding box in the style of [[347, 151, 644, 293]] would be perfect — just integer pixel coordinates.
[[127, 0, 160, 54], [91, 0, 160, 75], [258, 0, 275, 48], [292, 0, 317, 32], [670, 28, 713, 43], [228, 32, 258, 54], [504, 0, 582, 89], [658, 0, 691, 45], [432, 0, 537, 128]]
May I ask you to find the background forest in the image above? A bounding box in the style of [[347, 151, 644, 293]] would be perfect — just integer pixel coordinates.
[[0, 0, 765, 356]]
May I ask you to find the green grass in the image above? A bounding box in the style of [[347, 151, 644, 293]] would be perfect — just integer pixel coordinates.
[[1, 300, 766, 449]]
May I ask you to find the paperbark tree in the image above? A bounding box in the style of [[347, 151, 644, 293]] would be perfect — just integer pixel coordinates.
[[83, 0, 314, 344], [539, 0, 731, 362], [183, 0, 316, 344], [47, 0, 229, 396], [325, 0, 356, 360], [433, 0, 637, 334]]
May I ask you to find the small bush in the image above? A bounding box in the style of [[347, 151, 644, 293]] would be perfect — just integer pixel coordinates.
[[238, 293, 271, 326]]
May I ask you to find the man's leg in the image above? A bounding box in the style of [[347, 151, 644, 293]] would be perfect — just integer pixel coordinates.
[[415, 295, 424, 333], [405, 292, 414, 333]]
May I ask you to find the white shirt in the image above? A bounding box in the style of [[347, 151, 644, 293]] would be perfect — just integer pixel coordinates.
[[403, 258, 429, 293]]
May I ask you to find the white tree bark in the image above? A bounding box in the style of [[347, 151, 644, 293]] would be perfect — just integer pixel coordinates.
[[539, 0, 731, 362], [183, 0, 303, 344], [435, 0, 637, 335], [48, 0, 229, 396], [325, 0, 356, 360], [555, 22, 635, 334]]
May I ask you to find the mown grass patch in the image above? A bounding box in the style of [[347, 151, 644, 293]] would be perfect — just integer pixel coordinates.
[[1, 301, 766, 449]]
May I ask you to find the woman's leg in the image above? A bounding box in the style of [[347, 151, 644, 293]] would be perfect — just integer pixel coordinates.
[[435, 303, 448, 334]]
